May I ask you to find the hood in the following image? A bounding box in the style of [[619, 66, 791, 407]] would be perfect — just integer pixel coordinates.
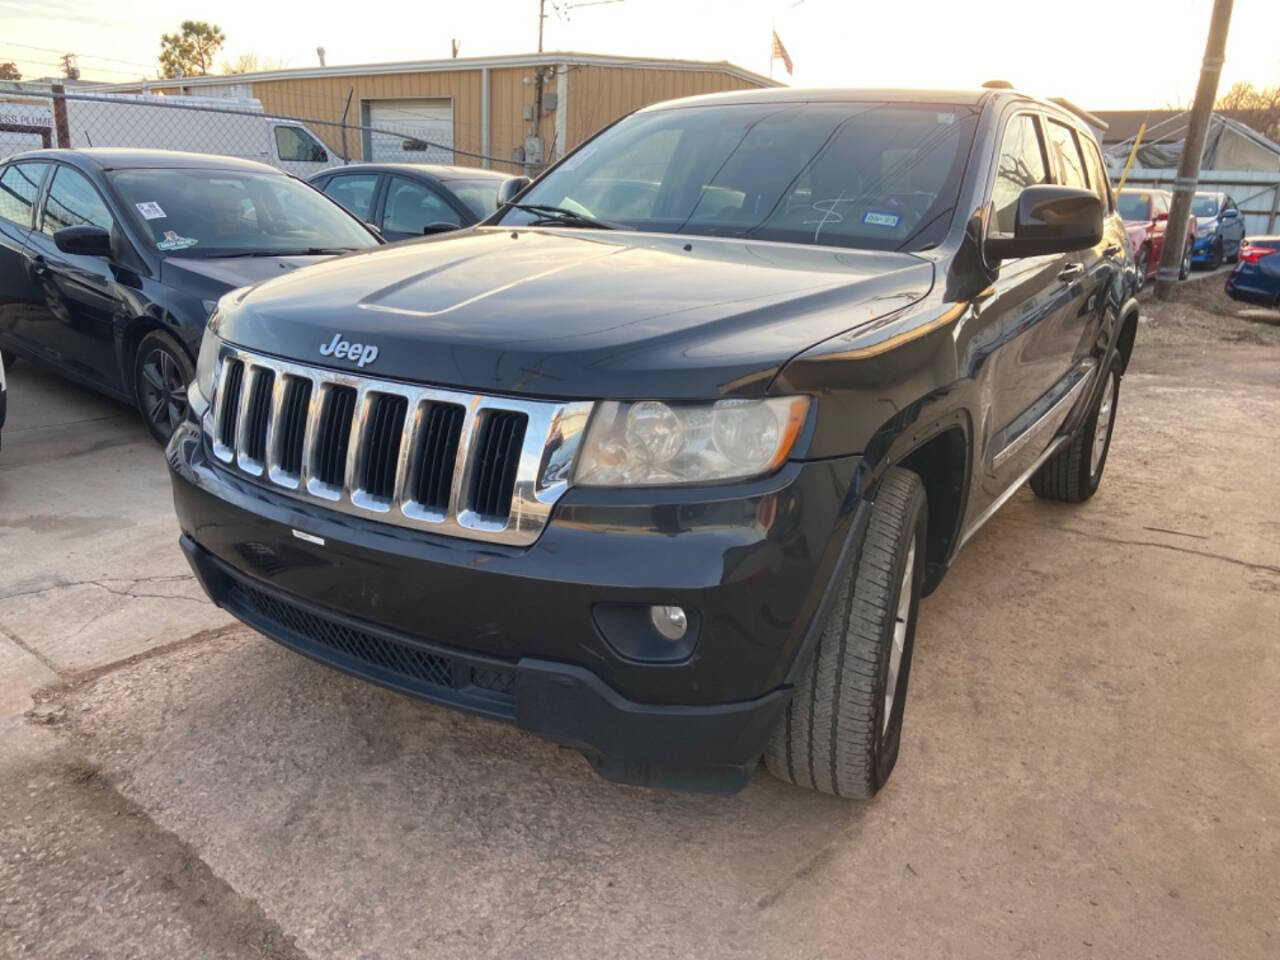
[[161, 254, 332, 297], [216, 228, 934, 399]]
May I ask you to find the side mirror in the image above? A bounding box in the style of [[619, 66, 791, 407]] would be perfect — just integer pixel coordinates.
[[498, 176, 531, 206], [422, 221, 459, 235], [54, 225, 112, 257], [1222, 208, 1239, 219], [985, 186, 1103, 261], [1154, 211, 1169, 222]]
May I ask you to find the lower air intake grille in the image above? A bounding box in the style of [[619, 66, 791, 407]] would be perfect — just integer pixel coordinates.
[[229, 582, 518, 703], [470, 411, 527, 520]]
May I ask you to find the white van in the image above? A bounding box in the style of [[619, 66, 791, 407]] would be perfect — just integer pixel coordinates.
[[0, 92, 340, 176]]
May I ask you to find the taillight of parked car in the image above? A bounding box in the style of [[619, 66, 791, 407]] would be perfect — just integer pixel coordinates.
[[1239, 243, 1277, 264]]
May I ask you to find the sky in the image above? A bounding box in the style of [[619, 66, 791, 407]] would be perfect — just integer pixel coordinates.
[[2, 0, 1278, 110]]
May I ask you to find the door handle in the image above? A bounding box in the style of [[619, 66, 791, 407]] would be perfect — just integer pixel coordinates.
[[1103, 243, 1122, 257], [1057, 263, 1085, 282]]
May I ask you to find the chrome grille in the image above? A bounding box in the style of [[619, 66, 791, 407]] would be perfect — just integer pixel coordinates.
[[204, 344, 594, 546]]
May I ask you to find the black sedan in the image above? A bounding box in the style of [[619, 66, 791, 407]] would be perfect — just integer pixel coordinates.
[[308, 163, 507, 241], [0, 149, 380, 443]]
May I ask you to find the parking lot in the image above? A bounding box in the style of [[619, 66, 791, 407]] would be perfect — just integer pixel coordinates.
[[1, 284, 1278, 959]]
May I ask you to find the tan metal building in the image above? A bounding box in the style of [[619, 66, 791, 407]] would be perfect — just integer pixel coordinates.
[[98, 52, 775, 171]]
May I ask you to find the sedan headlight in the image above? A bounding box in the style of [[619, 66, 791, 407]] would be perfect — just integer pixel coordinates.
[[575, 397, 809, 487]]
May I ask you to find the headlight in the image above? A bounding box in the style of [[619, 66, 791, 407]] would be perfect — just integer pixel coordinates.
[[194, 320, 220, 403], [575, 397, 809, 487]]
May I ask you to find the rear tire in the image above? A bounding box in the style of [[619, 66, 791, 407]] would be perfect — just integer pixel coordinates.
[[1030, 357, 1120, 503], [133, 330, 194, 446], [1180, 241, 1193, 280], [764, 467, 927, 799], [1134, 246, 1149, 290]]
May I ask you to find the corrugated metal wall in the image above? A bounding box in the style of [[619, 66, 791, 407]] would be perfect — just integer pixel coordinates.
[[245, 64, 763, 169]]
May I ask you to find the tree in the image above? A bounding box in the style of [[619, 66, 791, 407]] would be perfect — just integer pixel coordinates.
[[0, 61, 20, 81], [1214, 81, 1280, 141], [220, 53, 287, 75], [158, 21, 226, 78]]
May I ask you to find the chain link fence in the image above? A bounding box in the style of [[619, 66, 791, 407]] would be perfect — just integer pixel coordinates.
[[0, 84, 530, 177]]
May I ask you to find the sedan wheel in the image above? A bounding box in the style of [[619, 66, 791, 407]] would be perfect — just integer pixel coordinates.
[[133, 331, 194, 445]]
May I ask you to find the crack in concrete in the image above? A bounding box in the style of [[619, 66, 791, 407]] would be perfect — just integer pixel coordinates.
[[998, 517, 1280, 575], [0, 623, 59, 676], [36, 623, 243, 692], [0, 574, 204, 605]]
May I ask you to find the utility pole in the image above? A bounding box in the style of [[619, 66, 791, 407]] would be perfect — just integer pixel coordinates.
[[1154, 0, 1233, 300], [537, 0, 546, 52]]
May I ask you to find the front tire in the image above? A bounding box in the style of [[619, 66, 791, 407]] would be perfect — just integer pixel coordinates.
[[133, 330, 194, 445], [1030, 358, 1120, 503], [764, 467, 927, 799], [1180, 241, 1193, 280], [1210, 237, 1224, 270]]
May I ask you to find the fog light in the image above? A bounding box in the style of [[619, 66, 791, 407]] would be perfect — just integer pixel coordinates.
[[649, 605, 688, 641]]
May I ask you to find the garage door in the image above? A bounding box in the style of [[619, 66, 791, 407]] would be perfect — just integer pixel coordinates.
[[366, 99, 453, 164]]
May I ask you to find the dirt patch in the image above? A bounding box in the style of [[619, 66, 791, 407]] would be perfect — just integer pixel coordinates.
[[1138, 277, 1280, 348], [0, 741, 309, 960]]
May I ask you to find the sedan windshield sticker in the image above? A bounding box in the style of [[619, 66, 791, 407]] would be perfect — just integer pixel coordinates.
[[135, 201, 167, 220], [156, 230, 198, 251], [862, 211, 901, 228]]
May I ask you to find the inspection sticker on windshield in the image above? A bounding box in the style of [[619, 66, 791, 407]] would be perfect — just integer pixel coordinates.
[[863, 211, 900, 228], [156, 230, 198, 251], [135, 201, 167, 220]]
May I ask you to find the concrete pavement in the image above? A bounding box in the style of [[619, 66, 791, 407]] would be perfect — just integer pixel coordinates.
[[1, 310, 1277, 959]]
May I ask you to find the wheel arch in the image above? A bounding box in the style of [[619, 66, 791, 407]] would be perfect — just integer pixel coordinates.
[[862, 406, 973, 598], [119, 316, 194, 400], [1115, 297, 1140, 374]]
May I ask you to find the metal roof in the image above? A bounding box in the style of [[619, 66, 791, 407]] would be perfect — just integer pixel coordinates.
[[84, 52, 778, 93]]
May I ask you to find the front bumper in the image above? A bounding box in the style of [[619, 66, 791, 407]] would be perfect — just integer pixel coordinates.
[[167, 422, 865, 793], [1191, 233, 1218, 263]]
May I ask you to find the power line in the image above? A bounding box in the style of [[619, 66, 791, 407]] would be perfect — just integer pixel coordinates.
[[0, 40, 154, 72]]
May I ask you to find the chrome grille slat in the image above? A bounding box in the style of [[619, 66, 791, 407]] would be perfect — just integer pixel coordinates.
[[202, 344, 593, 547]]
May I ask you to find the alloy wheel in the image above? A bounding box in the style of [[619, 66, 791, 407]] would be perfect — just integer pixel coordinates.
[[139, 347, 188, 438]]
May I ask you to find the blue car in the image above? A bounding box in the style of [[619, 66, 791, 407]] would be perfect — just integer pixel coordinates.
[[1190, 191, 1246, 268], [1225, 237, 1280, 308]]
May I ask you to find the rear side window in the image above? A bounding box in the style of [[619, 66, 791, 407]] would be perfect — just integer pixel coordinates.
[[41, 166, 114, 236], [322, 173, 379, 221], [0, 162, 49, 228], [991, 114, 1048, 234], [1046, 121, 1088, 190]]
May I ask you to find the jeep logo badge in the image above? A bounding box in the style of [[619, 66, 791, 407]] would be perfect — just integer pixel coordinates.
[[319, 333, 379, 368]]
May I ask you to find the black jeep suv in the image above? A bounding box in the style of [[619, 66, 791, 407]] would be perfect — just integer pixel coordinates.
[[166, 87, 1138, 798]]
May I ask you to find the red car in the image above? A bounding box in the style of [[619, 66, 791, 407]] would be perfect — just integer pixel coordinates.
[[1117, 189, 1195, 288]]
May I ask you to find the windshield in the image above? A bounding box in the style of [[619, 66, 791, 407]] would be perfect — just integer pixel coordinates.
[[1191, 194, 1220, 217], [497, 102, 980, 252], [1117, 192, 1152, 221], [109, 168, 378, 257], [448, 179, 502, 219]]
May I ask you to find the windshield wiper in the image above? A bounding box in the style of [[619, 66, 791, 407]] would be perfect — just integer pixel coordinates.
[[505, 202, 616, 230]]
